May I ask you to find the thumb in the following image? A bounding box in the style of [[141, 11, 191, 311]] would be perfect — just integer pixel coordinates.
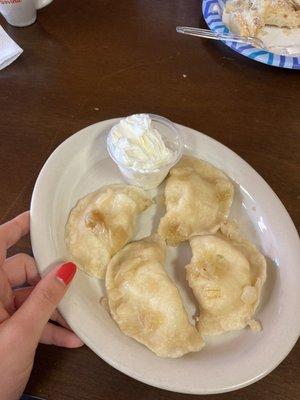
[[13, 262, 77, 342]]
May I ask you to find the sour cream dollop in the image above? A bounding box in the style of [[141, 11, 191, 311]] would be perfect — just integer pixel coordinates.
[[108, 114, 173, 172]]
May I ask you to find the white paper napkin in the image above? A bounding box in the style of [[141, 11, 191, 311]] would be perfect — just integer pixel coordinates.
[[0, 25, 23, 70]]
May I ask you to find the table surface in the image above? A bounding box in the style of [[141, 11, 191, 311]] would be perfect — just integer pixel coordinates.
[[1, 0, 299, 399]]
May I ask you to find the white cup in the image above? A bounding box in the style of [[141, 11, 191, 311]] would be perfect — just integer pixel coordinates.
[[0, 0, 53, 27]]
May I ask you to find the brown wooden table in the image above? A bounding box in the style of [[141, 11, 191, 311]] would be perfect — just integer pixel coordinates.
[[1, 0, 299, 399]]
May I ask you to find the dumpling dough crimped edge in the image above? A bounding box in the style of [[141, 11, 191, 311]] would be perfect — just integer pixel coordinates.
[[186, 221, 267, 335], [105, 234, 205, 358], [158, 155, 234, 246], [65, 184, 152, 279]]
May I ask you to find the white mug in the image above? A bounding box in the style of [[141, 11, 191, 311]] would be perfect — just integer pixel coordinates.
[[0, 0, 53, 27]]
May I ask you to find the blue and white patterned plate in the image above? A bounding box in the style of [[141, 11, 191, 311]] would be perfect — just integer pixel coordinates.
[[202, 0, 300, 69]]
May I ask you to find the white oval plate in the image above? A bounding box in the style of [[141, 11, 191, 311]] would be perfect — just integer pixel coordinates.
[[30, 119, 300, 394]]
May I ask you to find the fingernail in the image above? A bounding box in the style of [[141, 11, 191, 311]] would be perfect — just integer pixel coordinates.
[[56, 262, 77, 285]]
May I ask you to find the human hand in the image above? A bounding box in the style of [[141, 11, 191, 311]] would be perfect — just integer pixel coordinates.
[[0, 211, 83, 400]]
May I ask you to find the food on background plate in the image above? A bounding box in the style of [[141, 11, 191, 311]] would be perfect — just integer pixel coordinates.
[[65, 184, 152, 278], [158, 155, 234, 246], [106, 234, 204, 358], [107, 113, 182, 190], [224, 0, 300, 37], [186, 221, 267, 335]]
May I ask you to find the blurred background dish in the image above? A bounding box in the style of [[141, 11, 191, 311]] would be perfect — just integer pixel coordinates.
[[202, 0, 300, 69]]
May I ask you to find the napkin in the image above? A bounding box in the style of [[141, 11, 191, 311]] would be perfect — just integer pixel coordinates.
[[0, 25, 23, 70]]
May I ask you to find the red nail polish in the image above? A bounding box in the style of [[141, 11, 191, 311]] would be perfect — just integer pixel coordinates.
[[56, 262, 77, 285]]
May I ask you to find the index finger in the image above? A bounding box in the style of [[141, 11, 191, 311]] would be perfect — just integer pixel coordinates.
[[0, 211, 30, 251]]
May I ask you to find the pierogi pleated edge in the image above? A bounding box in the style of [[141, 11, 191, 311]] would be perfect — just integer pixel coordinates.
[[105, 234, 205, 358], [158, 156, 234, 246], [186, 221, 267, 336], [65, 184, 152, 279]]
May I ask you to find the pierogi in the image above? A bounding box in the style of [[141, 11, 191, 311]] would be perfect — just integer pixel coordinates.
[[65, 184, 152, 278], [158, 156, 234, 246], [106, 234, 204, 357], [186, 222, 267, 335]]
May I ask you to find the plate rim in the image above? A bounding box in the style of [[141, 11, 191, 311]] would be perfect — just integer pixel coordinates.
[[30, 118, 300, 394], [202, 0, 300, 70]]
